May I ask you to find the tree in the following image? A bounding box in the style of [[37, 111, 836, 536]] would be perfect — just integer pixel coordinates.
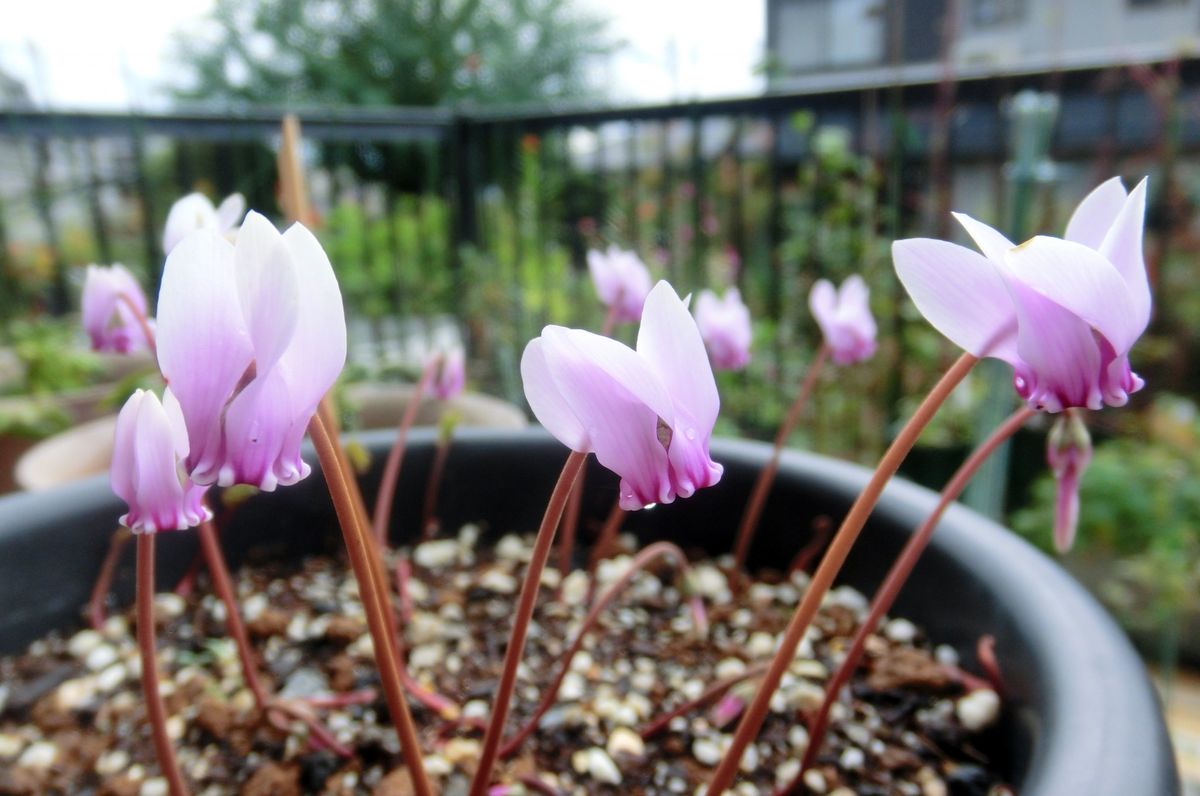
[[173, 0, 612, 109]]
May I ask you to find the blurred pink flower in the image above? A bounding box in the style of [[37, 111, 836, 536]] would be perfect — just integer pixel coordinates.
[[809, 275, 877, 365], [162, 192, 246, 255], [111, 388, 211, 533], [1047, 411, 1092, 553], [893, 177, 1149, 412], [82, 264, 152, 354], [431, 347, 465, 401], [156, 212, 346, 491], [695, 287, 752, 371], [587, 245, 653, 324], [522, 281, 723, 510]]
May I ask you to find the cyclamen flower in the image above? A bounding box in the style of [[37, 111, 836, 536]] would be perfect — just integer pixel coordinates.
[[157, 212, 347, 491], [587, 245, 653, 324], [111, 388, 211, 533], [82, 264, 152, 353], [694, 287, 752, 371], [431, 348, 466, 401], [893, 177, 1149, 412], [1047, 411, 1092, 553], [522, 281, 723, 511], [162, 192, 247, 255], [809, 275, 878, 365]]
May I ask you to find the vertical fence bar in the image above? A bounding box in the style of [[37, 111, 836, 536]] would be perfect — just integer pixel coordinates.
[[128, 119, 161, 290], [660, 119, 674, 280], [626, 120, 639, 247], [690, 107, 705, 285], [451, 114, 478, 264], [730, 115, 745, 288], [83, 138, 113, 264], [766, 111, 785, 381], [32, 138, 68, 314]]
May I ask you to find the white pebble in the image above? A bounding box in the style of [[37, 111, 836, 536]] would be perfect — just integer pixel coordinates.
[[956, 688, 1001, 731], [96, 749, 131, 776], [68, 629, 104, 658], [692, 738, 722, 766], [478, 568, 517, 595], [96, 663, 127, 692], [775, 758, 801, 787], [802, 769, 827, 793], [409, 644, 444, 669], [884, 618, 918, 644], [607, 726, 645, 758], [495, 534, 528, 561], [85, 644, 119, 671], [17, 741, 57, 769], [462, 700, 489, 720], [934, 644, 959, 667], [690, 565, 730, 602], [414, 539, 459, 569], [739, 742, 759, 773], [747, 632, 775, 658], [787, 724, 810, 751], [838, 746, 865, 770], [155, 593, 186, 618], [0, 733, 25, 758], [140, 778, 169, 796], [560, 672, 587, 701], [424, 755, 452, 777], [715, 658, 746, 679], [586, 747, 622, 784], [242, 593, 268, 621]]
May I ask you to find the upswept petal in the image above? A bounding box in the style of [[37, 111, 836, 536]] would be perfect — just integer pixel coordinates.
[[220, 368, 296, 491], [156, 230, 253, 483], [521, 338, 589, 451], [636, 281, 719, 430], [587, 249, 620, 306], [216, 193, 247, 231], [235, 212, 299, 373], [1065, 176, 1127, 249], [892, 238, 1018, 361], [272, 224, 347, 416], [110, 389, 146, 513], [1007, 280, 1103, 412], [162, 193, 219, 255], [952, 212, 1015, 264], [1098, 178, 1151, 334], [1003, 236, 1141, 355], [808, 279, 837, 329], [837, 274, 870, 315], [538, 328, 673, 509], [432, 348, 466, 400], [161, 387, 190, 460]]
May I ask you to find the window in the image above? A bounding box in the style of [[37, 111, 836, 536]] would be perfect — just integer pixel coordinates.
[[971, 0, 1024, 27]]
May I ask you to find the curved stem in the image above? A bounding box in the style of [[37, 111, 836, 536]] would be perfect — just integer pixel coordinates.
[[468, 451, 588, 796], [309, 413, 433, 796], [787, 515, 832, 576], [787, 405, 1033, 790], [586, 499, 626, 580], [500, 541, 706, 758], [420, 433, 453, 540], [117, 292, 157, 358], [705, 353, 977, 793], [136, 534, 190, 796], [639, 661, 769, 740], [556, 478, 584, 583], [372, 358, 438, 546], [732, 345, 829, 571], [89, 527, 131, 630]]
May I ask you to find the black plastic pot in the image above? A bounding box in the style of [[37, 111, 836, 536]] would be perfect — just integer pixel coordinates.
[[0, 428, 1179, 794]]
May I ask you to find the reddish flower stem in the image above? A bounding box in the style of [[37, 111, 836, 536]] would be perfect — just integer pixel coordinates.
[[468, 450, 588, 796], [787, 515, 833, 576], [117, 292, 157, 358], [135, 533, 190, 796], [787, 405, 1033, 789], [172, 552, 202, 598], [372, 358, 439, 546], [977, 634, 1005, 693], [309, 412, 433, 796], [731, 344, 829, 571], [639, 662, 769, 740], [586, 500, 626, 577], [705, 353, 977, 793], [499, 540, 707, 759], [394, 557, 416, 625], [89, 527, 131, 630], [420, 432, 453, 541]]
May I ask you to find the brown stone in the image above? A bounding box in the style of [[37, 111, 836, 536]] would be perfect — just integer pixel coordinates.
[[867, 646, 953, 692], [248, 608, 291, 638], [241, 761, 301, 796]]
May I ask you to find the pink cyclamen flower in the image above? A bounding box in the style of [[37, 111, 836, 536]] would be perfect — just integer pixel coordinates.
[[522, 281, 723, 511], [82, 264, 152, 354], [156, 211, 347, 491], [111, 388, 211, 533], [809, 275, 878, 365], [1047, 410, 1092, 553], [431, 347, 466, 401], [893, 177, 1149, 412], [694, 287, 752, 371], [587, 245, 653, 324], [162, 192, 247, 255]]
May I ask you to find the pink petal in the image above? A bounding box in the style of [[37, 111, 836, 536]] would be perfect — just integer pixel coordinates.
[[110, 389, 147, 512], [82, 264, 150, 353], [952, 212, 1015, 263], [1098, 178, 1151, 335], [636, 282, 718, 431], [521, 337, 589, 451], [891, 238, 1019, 361], [273, 223, 347, 421], [162, 193, 219, 255], [235, 212, 299, 374], [1003, 236, 1140, 355], [1007, 280, 1103, 412], [216, 193, 247, 232], [1065, 177, 1127, 249], [808, 279, 837, 331], [156, 230, 253, 484], [432, 348, 466, 400], [220, 368, 300, 490]]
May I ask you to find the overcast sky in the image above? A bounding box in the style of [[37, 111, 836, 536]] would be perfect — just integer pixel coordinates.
[[0, 0, 764, 109]]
